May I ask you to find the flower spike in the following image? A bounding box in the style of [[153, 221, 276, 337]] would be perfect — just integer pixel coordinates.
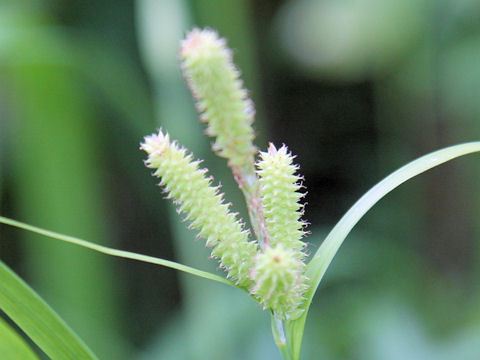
[[141, 130, 257, 288], [257, 143, 308, 259], [180, 28, 256, 170], [250, 244, 308, 319]]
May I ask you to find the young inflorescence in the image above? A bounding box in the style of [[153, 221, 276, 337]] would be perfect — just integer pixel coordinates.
[[141, 131, 257, 289], [257, 143, 308, 259], [180, 28, 256, 171], [142, 28, 310, 319]]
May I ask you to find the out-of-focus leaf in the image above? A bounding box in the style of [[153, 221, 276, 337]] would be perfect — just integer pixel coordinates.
[[140, 289, 274, 360], [275, 0, 427, 81], [356, 298, 480, 360], [10, 58, 124, 359], [442, 36, 480, 123]]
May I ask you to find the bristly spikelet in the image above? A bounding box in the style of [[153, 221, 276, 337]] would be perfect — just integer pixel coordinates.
[[180, 28, 256, 170], [250, 245, 309, 319], [141, 130, 257, 288], [257, 144, 307, 258]]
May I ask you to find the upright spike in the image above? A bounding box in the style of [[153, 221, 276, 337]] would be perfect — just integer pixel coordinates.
[[256, 143, 308, 259], [180, 28, 256, 170]]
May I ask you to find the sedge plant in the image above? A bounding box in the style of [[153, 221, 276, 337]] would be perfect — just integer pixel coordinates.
[[1, 28, 480, 360]]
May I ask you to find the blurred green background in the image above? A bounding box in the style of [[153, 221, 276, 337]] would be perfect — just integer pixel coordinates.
[[1, 0, 480, 359]]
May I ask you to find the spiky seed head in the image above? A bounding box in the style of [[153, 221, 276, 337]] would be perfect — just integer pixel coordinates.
[[180, 28, 256, 170], [257, 143, 307, 259], [250, 244, 309, 319], [141, 129, 257, 288]]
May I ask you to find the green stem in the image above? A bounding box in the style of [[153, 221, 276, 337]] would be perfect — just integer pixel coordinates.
[[0, 216, 233, 287], [233, 165, 270, 249], [271, 314, 292, 360]]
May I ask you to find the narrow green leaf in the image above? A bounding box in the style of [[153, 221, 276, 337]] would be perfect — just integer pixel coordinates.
[[0, 316, 39, 360], [306, 142, 480, 302], [0, 216, 233, 287], [284, 313, 307, 360], [0, 260, 97, 359], [285, 142, 480, 360]]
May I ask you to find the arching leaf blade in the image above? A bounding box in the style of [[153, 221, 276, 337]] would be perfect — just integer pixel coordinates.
[[285, 141, 480, 360], [307, 142, 480, 301], [0, 216, 233, 287]]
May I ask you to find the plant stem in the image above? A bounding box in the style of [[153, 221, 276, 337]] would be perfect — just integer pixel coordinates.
[[232, 165, 270, 249], [271, 314, 292, 360], [0, 216, 234, 287]]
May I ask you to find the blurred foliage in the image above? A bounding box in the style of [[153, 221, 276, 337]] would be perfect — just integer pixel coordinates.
[[0, 0, 480, 359]]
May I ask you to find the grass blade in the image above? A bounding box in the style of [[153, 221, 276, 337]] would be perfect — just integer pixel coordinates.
[[307, 142, 480, 301], [285, 141, 480, 360], [0, 216, 233, 287], [0, 260, 97, 359]]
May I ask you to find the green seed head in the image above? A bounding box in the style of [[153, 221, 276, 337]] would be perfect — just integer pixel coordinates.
[[257, 143, 307, 258], [144, 30, 311, 319], [180, 28, 256, 170], [141, 130, 257, 288], [250, 244, 309, 319]]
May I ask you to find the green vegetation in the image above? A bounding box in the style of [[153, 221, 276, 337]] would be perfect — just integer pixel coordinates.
[[1, 1, 480, 359]]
